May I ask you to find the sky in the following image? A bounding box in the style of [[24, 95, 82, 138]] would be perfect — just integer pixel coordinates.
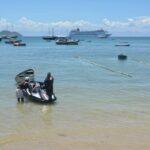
[[0, 0, 150, 36]]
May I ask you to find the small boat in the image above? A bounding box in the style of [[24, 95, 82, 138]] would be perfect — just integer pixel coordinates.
[[22, 81, 57, 103], [118, 54, 127, 60], [5, 41, 12, 44], [42, 36, 58, 40], [9, 35, 18, 39], [5, 39, 22, 44], [115, 44, 130, 47], [56, 38, 79, 45], [1, 35, 9, 39], [42, 28, 58, 40], [13, 42, 26, 46], [15, 69, 34, 84]]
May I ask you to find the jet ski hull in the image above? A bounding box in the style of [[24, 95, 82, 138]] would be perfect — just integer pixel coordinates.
[[22, 82, 57, 104]]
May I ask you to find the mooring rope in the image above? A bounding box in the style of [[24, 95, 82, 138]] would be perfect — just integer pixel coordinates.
[[75, 55, 132, 78]]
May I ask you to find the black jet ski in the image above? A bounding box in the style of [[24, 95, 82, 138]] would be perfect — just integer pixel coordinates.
[[15, 69, 34, 84], [22, 81, 57, 103]]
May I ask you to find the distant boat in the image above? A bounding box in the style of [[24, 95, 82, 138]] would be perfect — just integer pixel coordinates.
[[1, 35, 9, 39], [9, 35, 18, 39], [42, 36, 58, 40], [13, 42, 26, 46], [118, 54, 127, 60], [1, 34, 18, 40], [115, 43, 130, 47], [56, 38, 79, 45], [42, 28, 58, 40], [5, 39, 22, 44], [69, 28, 111, 39]]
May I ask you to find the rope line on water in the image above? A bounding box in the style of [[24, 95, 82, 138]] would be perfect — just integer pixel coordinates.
[[75, 55, 132, 78]]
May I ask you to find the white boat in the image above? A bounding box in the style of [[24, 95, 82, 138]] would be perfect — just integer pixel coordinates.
[[69, 28, 111, 39]]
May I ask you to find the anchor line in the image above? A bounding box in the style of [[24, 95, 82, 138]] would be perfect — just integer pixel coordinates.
[[75, 56, 132, 78]]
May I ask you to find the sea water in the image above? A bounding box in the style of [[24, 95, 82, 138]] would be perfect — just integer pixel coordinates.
[[0, 37, 150, 143]]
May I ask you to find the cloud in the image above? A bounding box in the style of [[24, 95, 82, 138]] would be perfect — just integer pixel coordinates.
[[16, 17, 98, 35], [101, 16, 150, 29], [51, 20, 96, 29], [0, 16, 150, 36], [0, 18, 12, 29], [100, 16, 150, 36], [18, 17, 97, 30], [18, 17, 49, 31]]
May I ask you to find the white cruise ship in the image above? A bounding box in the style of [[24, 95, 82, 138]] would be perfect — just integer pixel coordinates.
[[69, 28, 111, 39]]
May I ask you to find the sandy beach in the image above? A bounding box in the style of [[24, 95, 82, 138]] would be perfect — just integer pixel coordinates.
[[1, 125, 150, 150]]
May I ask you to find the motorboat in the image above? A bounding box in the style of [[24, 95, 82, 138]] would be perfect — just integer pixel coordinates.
[[42, 36, 58, 40], [9, 35, 18, 39], [115, 43, 130, 47], [1, 35, 9, 39], [5, 39, 22, 44], [13, 42, 26, 46], [56, 38, 79, 45], [15, 69, 34, 84]]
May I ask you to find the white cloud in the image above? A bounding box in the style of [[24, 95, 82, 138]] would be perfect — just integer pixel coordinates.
[[18, 17, 97, 30], [100, 16, 150, 36], [16, 17, 98, 35], [0, 18, 12, 29], [0, 16, 150, 36], [18, 17, 49, 31], [101, 16, 150, 29], [51, 20, 96, 29]]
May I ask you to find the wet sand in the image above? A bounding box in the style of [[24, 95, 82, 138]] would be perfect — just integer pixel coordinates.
[[1, 126, 150, 150]]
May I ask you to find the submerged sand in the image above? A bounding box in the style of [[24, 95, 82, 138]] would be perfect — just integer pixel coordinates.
[[0, 126, 150, 150]]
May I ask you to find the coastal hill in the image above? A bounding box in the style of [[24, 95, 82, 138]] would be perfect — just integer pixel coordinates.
[[0, 30, 22, 37]]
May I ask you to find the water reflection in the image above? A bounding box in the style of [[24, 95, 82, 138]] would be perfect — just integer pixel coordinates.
[[16, 102, 55, 129], [41, 105, 52, 114]]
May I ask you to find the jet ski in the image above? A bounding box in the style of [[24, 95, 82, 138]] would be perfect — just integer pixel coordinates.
[[22, 81, 57, 103]]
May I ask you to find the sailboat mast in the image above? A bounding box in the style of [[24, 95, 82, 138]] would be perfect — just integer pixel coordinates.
[[52, 28, 54, 36], [48, 28, 51, 36]]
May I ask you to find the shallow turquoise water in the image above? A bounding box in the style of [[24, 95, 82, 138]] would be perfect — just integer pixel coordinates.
[[0, 37, 150, 138]]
